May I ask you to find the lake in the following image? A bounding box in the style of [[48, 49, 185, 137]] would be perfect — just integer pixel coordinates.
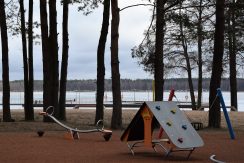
[[0, 91, 243, 112]]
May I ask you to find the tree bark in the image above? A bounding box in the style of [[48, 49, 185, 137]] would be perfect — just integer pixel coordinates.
[[208, 0, 225, 128], [197, 0, 203, 109], [154, 0, 166, 101], [40, 0, 50, 122], [179, 12, 196, 110], [59, 0, 69, 120], [228, 1, 238, 111], [110, 0, 122, 129], [0, 0, 12, 121], [27, 0, 34, 120], [95, 0, 110, 124], [19, 0, 30, 120], [49, 0, 59, 118]]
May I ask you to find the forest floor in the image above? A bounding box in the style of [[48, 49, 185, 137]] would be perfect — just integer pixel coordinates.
[[0, 108, 243, 162]]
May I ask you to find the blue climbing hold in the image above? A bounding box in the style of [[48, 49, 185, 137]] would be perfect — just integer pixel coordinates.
[[182, 125, 187, 130], [155, 106, 160, 110], [178, 138, 183, 143]]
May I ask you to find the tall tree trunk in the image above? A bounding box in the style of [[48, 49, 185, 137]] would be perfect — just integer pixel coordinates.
[[59, 0, 69, 121], [179, 3, 196, 110], [0, 0, 12, 122], [95, 0, 110, 124], [208, 0, 225, 128], [49, 0, 59, 118], [40, 0, 50, 122], [228, 1, 238, 111], [27, 0, 34, 120], [185, 54, 196, 110], [110, 0, 122, 129], [19, 0, 30, 120], [154, 0, 166, 101], [197, 0, 203, 109], [181, 40, 196, 111]]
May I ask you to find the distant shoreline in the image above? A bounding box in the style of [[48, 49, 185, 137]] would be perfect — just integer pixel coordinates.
[[2, 78, 244, 91], [2, 106, 244, 113]]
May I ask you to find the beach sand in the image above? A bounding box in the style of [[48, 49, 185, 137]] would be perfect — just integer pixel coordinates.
[[0, 108, 243, 132], [0, 108, 243, 162]]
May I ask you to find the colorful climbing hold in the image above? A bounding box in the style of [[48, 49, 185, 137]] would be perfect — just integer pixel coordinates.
[[166, 122, 172, 126], [182, 125, 187, 130], [178, 138, 183, 143], [155, 106, 160, 110], [170, 109, 176, 114]]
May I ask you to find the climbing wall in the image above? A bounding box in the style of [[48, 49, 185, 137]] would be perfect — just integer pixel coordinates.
[[146, 101, 204, 149]]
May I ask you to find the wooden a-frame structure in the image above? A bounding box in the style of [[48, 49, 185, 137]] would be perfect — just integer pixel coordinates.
[[121, 101, 204, 159]]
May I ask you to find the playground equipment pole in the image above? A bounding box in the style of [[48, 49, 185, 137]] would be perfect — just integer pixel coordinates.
[[168, 89, 175, 101], [216, 88, 235, 140]]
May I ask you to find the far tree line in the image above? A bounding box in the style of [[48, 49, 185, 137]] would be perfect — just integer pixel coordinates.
[[0, 0, 243, 129], [2, 78, 244, 92]]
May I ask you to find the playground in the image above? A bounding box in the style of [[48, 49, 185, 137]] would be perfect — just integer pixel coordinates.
[[0, 130, 243, 162], [0, 108, 244, 162]]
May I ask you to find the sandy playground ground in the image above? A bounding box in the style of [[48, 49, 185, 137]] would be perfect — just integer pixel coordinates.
[[0, 108, 243, 163]]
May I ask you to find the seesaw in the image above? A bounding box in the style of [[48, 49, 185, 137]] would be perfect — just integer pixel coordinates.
[[39, 106, 112, 141]]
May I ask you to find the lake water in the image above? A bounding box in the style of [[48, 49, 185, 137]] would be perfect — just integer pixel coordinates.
[[0, 91, 244, 112]]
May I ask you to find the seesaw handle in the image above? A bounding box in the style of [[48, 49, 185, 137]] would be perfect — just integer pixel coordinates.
[[39, 112, 47, 116], [39, 106, 54, 116]]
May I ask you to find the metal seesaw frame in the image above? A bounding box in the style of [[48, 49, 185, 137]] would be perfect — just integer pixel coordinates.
[[39, 106, 112, 141]]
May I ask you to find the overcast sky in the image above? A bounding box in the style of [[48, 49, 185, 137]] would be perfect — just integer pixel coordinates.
[[1, 0, 154, 81]]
